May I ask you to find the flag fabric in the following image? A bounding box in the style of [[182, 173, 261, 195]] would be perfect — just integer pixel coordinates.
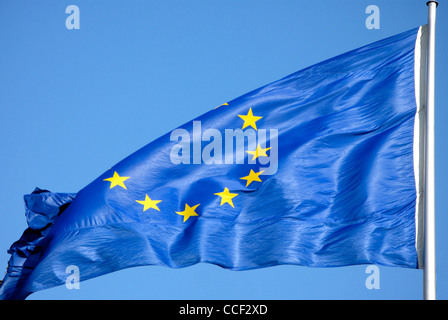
[[0, 26, 426, 300]]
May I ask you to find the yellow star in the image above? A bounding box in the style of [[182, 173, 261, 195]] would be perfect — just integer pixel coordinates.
[[103, 171, 130, 190], [240, 169, 265, 187], [214, 102, 229, 110], [176, 203, 200, 222], [214, 188, 238, 208], [136, 195, 162, 212], [238, 108, 262, 130], [246, 144, 271, 161]]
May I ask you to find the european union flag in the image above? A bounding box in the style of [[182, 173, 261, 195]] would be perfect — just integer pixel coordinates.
[[0, 26, 426, 299]]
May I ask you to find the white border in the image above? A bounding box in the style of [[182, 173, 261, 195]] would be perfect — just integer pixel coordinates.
[[414, 25, 428, 269]]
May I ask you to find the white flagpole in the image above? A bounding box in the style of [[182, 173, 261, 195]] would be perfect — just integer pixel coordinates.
[[424, 0, 438, 301]]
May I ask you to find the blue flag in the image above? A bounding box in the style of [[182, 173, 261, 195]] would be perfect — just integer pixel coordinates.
[[0, 26, 426, 299]]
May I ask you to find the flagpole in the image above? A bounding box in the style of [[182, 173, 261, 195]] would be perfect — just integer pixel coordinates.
[[424, 0, 438, 301]]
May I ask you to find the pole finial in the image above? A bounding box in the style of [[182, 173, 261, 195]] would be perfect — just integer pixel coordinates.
[[426, 1, 439, 7]]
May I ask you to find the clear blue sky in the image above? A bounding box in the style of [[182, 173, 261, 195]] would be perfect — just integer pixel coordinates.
[[0, 0, 447, 300]]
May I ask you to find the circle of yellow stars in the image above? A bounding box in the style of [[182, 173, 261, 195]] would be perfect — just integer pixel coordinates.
[[103, 105, 270, 223]]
